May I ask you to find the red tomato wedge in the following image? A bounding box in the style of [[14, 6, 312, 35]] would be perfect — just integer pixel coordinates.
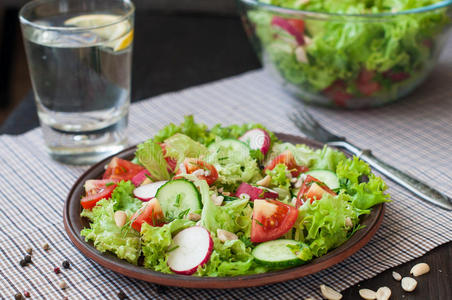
[[264, 150, 308, 177], [296, 175, 336, 207], [81, 179, 119, 209], [323, 80, 352, 107], [287, 19, 305, 34], [251, 199, 298, 243], [175, 158, 218, 186], [356, 69, 381, 96], [103, 157, 145, 181], [130, 198, 165, 232]]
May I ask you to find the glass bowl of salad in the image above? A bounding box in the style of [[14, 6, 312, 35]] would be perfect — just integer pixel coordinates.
[[237, 0, 452, 108]]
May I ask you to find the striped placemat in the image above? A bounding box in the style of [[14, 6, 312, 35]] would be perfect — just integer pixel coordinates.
[[1, 45, 452, 299]]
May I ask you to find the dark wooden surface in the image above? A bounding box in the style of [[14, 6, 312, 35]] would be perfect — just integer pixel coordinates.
[[1, 9, 451, 299]]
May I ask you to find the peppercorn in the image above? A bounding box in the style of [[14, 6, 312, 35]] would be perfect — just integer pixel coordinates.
[[23, 291, 30, 298], [24, 255, 32, 264], [19, 259, 27, 267], [117, 290, 127, 299], [54, 267, 61, 274], [62, 260, 71, 269], [155, 285, 167, 294]]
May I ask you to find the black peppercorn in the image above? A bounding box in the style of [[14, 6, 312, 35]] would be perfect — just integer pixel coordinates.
[[19, 260, 27, 267], [117, 290, 127, 299], [358, 174, 369, 183], [62, 260, 71, 269], [24, 255, 32, 264]]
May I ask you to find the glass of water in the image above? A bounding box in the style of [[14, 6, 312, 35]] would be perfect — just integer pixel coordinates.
[[19, 0, 135, 164]]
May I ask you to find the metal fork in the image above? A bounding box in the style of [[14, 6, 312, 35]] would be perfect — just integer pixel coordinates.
[[288, 106, 452, 210]]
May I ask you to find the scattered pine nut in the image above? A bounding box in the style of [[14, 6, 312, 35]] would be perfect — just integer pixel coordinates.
[[410, 263, 430, 277], [320, 284, 342, 300], [359, 288, 377, 299], [42, 243, 50, 251], [114, 211, 127, 227], [401, 277, 417, 292], [376, 286, 391, 300], [59, 281, 67, 289], [392, 271, 402, 281]]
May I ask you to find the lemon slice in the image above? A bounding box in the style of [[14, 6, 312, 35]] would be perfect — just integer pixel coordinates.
[[64, 14, 133, 51]]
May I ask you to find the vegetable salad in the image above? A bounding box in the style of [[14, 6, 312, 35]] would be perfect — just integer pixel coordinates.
[[246, 0, 451, 107], [80, 116, 390, 276]]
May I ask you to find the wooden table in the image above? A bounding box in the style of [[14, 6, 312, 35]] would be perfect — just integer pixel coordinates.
[[1, 10, 450, 299]]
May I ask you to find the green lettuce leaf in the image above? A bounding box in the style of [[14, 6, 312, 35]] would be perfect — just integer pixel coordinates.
[[80, 199, 141, 264], [295, 193, 369, 257], [135, 139, 170, 181], [111, 181, 142, 215], [163, 133, 208, 165], [207, 142, 262, 189], [336, 157, 391, 209], [141, 219, 195, 273], [195, 178, 253, 236]]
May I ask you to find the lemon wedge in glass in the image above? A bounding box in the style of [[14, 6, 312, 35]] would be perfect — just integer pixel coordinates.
[[64, 14, 133, 51]]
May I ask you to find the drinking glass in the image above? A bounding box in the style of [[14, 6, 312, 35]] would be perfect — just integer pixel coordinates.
[[19, 0, 135, 164]]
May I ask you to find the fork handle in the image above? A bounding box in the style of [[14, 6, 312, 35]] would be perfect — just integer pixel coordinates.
[[328, 141, 452, 210]]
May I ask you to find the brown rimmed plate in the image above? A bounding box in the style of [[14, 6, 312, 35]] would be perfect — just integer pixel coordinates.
[[63, 133, 385, 289]]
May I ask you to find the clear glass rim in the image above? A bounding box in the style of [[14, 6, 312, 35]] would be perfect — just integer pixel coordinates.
[[19, 0, 135, 31], [240, 0, 452, 18]]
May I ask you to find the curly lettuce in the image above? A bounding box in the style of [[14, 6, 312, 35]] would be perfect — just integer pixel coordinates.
[[295, 193, 369, 257], [336, 156, 391, 209], [81, 198, 141, 264]]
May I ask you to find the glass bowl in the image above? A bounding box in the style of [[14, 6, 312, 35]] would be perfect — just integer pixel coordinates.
[[237, 0, 452, 109]]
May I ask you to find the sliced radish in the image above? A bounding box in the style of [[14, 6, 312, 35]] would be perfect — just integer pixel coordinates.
[[238, 128, 271, 155], [167, 226, 213, 275], [271, 16, 304, 45], [235, 182, 278, 201], [131, 169, 151, 187], [133, 181, 167, 201]]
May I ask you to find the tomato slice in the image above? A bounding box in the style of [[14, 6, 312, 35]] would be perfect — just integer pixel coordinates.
[[175, 158, 218, 186], [81, 179, 119, 209], [130, 198, 165, 232], [264, 150, 308, 177], [251, 199, 298, 243], [323, 80, 352, 107], [287, 19, 305, 34], [103, 157, 145, 181], [356, 69, 381, 96], [296, 175, 336, 207]]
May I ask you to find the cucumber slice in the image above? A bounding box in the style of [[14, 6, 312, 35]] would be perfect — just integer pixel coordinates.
[[252, 239, 303, 267], [305, 170, 339, 190], [208, 139, 251, 161], [155, 179, 201, 218]]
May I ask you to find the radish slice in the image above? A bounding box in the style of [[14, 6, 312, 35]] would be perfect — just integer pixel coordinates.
[[133, 181, 167, 201], [131, 169, 151, 187], [235, 182, 278, 201], [239, 128, 271, 155], [271, 16, 304, 45], [167, 226, 213, 275]]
